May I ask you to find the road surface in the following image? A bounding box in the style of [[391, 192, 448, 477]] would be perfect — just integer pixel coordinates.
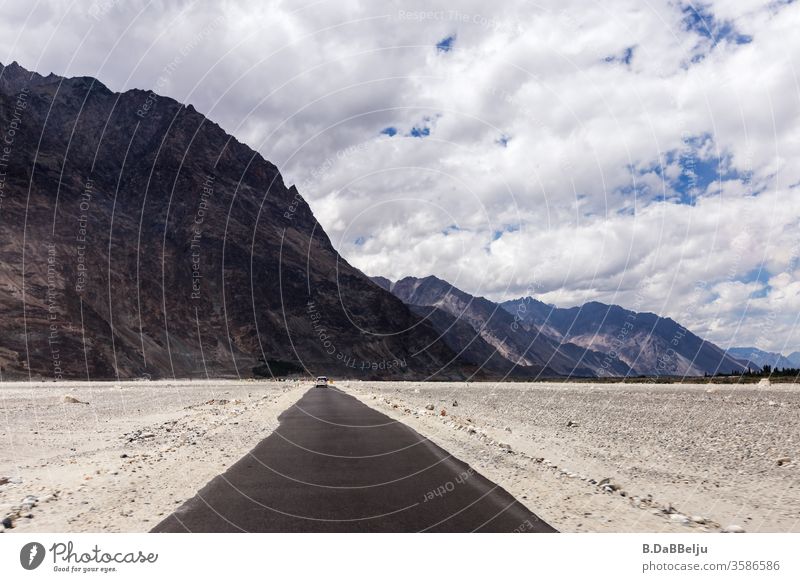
[[152, 386, 556, 532]]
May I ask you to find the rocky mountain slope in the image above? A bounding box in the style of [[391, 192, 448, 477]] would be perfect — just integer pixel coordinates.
[[377, 276, 631, 377], [500, 297, 748, 376], [0, 61, 462, 380]]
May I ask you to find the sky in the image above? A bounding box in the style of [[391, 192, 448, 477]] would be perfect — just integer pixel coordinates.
[[2, 0, 800, 353]]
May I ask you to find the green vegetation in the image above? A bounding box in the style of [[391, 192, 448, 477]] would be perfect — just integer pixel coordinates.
[[535, 365, 800, 384], [712, 364, 800, 382]]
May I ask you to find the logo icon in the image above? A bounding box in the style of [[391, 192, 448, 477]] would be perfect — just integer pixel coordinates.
[[20, 542, 46, 570]]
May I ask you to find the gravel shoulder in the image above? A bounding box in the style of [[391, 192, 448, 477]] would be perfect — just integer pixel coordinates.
[[0, 380, 307, 532], [342, 381, 800, 533]]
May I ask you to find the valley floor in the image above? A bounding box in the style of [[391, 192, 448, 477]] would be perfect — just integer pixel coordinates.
[[0, 380, 306, 532], [343, 381, 800, 533], [1, 380, 798, 533]]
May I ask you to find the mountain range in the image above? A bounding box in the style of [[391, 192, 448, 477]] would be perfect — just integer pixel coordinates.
[[374, 275, 750, 378], [725, 347, 800, 371]]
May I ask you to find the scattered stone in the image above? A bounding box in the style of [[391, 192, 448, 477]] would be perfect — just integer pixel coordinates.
[[452, 400, 458, 407], [767, 400, 779, 407], [62, 394, 88, 404], [722, 525, 745, 533], [504, 427, 512, 433], [2, 517, 12, 528], [566, 420, 578, 428], [0, 477, 8, 486], [120, 454, 129, 458], [669, 514, 690, 525], [440, 409, 447, 417], [690, 516, 706, 524], [499, 443, 512, 452], [425, 404, 434, 411], [597, 477, 620, 492], [776, 457, 791, 466]]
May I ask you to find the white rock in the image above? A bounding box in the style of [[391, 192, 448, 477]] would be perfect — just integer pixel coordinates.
[[670, 514, 690, 525]]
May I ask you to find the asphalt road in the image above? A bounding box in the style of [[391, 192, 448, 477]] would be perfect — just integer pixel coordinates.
[[152, 386, 556, 532]]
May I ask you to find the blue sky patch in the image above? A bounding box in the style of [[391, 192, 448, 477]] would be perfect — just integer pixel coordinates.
[[673, 136, 746, 203], [744, 266, 771, 298], [436, 35, 456, 53], [682, 3, 752, 54], [496, 134, 511, 147], [380, 126, 397, 136], [408, 125, 431, 138], [491, 224, 520, 240], [626, 135, 748, 205], [604, 46, 635, 66]]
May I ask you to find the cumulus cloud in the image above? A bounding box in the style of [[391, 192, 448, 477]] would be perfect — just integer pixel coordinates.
[[2, 0, 799, 352]]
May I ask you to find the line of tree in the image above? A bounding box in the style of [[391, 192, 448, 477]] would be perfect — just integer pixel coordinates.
[[711, 364, 800, 378]]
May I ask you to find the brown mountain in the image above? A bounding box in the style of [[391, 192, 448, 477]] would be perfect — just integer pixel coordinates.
[[379, 275, 631, 377], [0, 61, 463, 380], [500, 297, 748, 376]]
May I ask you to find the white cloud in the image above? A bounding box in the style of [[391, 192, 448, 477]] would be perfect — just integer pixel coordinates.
[[2, 0, 799, 352]]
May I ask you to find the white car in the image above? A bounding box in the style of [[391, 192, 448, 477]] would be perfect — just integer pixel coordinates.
[[315, 376, 328, 387]]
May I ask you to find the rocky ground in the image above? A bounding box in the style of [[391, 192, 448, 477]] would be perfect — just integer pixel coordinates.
[[342, 380, 800, 533], [0, 380, 307, 532], [2, 379, 798, 533]]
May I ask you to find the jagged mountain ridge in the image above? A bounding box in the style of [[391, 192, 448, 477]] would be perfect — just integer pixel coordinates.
[[377, 275, 631, 377], [499, 296, 748, 376], [371, 273, 750, 377]]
